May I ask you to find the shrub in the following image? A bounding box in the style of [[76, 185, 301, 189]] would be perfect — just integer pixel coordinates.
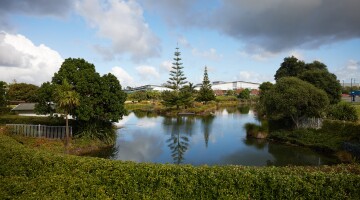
[[244, 122, 268, 139], [0, 115, 66, 126], [2, 133, 360, 199], [327, 102, 358, 122], [0, 107, 11, 114]]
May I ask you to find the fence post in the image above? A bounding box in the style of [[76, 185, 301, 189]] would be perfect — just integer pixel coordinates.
[[38, 124, 41, 137]]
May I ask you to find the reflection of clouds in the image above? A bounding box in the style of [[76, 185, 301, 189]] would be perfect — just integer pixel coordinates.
[[221, 109, 228, 116], [136, 119, 156, 127], [114, 131, 163, 163], [114, 113, 135, 127], [209, 134, 216, 144]]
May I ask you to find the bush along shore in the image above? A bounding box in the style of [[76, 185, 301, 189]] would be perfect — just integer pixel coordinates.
[[268, 120, 360, 162], [1, 133, 360, 199]]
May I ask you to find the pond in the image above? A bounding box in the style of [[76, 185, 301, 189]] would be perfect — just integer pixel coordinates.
[[92, 107, 339, 166]]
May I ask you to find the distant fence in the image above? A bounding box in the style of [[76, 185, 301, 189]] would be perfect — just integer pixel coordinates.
[[6, 124, 72, 139], [298, 118, 323, 129]]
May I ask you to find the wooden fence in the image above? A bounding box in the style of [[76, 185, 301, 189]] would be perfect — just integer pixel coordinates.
[[298, 118, 323, 129], [6, 124, 72, 139]]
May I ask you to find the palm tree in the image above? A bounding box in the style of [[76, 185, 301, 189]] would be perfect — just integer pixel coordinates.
[[55, 79, 80, 151]]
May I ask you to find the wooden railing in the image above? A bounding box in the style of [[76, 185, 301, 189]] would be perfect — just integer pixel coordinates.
[[6, 124, 72, 139]]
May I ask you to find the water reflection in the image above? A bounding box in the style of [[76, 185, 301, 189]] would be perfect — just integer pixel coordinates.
[[163, 117, 193, 164], [201, 115, 215, 148], [95, 108, 340, 166]]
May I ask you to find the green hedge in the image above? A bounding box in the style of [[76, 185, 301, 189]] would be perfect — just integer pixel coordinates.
[[0, 115, 66, 126], [1, 134, 360, 199]]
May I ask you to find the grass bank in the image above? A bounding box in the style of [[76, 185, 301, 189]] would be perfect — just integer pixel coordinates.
[[1, 133, 360, 199], [269, 120, 360, 161], [124, 98, 255, 116]]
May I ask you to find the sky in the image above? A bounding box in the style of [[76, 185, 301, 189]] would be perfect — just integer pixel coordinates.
[[0, 0, 359, 87]]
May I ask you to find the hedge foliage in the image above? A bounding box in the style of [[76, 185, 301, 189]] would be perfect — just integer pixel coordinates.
[[0, 115, 67, 126], [1, 134, 360, 199]]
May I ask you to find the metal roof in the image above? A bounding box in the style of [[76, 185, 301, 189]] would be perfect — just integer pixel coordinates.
[[11, 103, 36, 111]]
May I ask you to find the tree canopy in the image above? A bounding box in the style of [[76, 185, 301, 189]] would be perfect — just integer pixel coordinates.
[[274, 56, 341, 104], [50, 58, 126, 122], [37, 58, 126, 123], [264, 77, 329, 128], [298, 69, 341, 104], [6, 82, 39, 102], [274, 56, 305, 81], [197, 66, 215, 103], [237, 88, 251, 100]]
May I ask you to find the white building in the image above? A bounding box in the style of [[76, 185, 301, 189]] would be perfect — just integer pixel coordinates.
[[195, 81, 260, 91], [128, 85, 173, 93]]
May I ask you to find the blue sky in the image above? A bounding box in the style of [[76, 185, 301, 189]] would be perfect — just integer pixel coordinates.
[[0, 0, 359, 87]]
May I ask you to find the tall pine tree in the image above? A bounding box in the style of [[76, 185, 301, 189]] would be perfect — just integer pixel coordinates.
[[197, 66, 215, 103], [167, 47, 187, 91]]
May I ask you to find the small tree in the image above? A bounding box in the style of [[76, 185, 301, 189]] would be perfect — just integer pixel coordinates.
[[163, 46, 190, 109], [167, 47, 187, 91], [197, 66, 215, 104], [6, 82, 39, 102], [238, 88, 251, 100], [54, 79, 80, 150], [264, 77, 329, 128]]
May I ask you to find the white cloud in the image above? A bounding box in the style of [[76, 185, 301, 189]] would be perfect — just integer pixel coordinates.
[[335, 60, 360, 82], [136, 65, 160, 80], [0, 32, 63, 85], [159, 60, 172, 73], [110, 66, 134, 87], [236, 71, 274, 83], [76, 0, 160, 61], [177, 35, 192, 48], [192, 48, 223, 61]]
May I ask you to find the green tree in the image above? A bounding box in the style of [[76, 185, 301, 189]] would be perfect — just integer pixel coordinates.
[[6, 82, 39, 102], [35, 82, 56, 115], [197, 66, 215, 103], [299, 69, 341, 104], [237, 88, 251, 100], [167, 47, 187, 91], [37, 58, 126, 142], [163, 47, 191, 109], [51, 58, 126, 122], [274, 56, 305, 81], [275, 57, 341, 104], [264, 77, 329, 128], [0, 81, 7, 107], [54, 79, 80, 149]]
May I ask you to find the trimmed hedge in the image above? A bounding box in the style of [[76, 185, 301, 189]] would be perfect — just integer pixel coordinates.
[[1, 134, 360, 199], [0, 115, 67, 126]]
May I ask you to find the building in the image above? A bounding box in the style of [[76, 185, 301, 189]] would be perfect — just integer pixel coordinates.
[[195, 81, 260, 92], [11, 103, 37, 115], [125, 85, 173, 93]]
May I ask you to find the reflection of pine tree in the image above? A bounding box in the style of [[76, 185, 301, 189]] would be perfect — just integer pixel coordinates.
[[163, 116, 194, 164], [167, 132, 189, 164], [201, 115, 215, 148]]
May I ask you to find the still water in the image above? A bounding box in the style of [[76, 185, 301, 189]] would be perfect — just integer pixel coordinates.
[[96, 107, 338, 166]]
